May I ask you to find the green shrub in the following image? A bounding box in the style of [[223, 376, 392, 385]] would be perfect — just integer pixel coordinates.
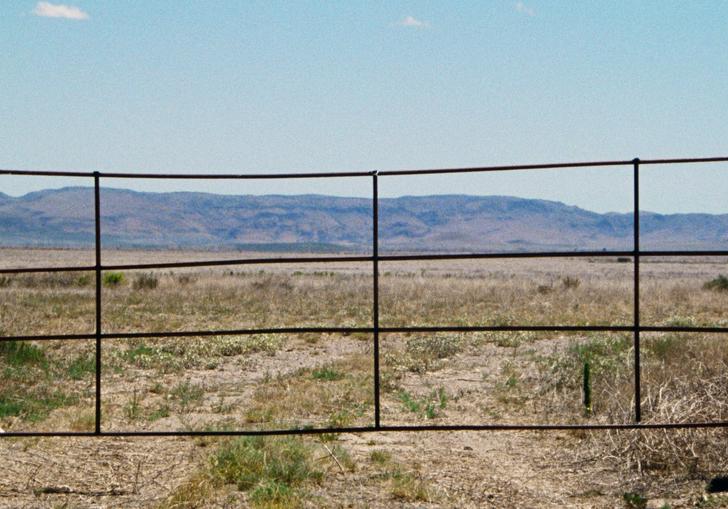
[[623, 491, 647, 509], [704, 275, 728, 292], [370, 450, 391, 464], [311, 366, 344, 381], [103, 272, 125, 287], [0, 340, 47, 368], [398, 387, 447, 419], [66, 354, 95, 380], [249, 480, 296, 506], [210, 436, 322, 505], [399, 391, 421, 413], [76, 274, 92, 287], [0, 390, 78, 422]]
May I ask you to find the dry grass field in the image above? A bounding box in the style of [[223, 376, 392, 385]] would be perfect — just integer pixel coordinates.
[[1, 248, 728, 508]]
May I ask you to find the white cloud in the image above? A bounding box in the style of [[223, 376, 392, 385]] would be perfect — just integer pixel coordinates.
[[32, 2, 89, 20], [398, 16, 428, 28], [515, 1, 535, 17]]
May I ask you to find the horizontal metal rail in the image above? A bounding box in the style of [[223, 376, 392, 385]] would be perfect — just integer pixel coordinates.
[[4, 250, 728, 275], [4, 324, 728, 344], [381, 156, 728, 176], [2, 420, 728, 438], [2, 155, 727, 179], [2, 155, 728, 436]]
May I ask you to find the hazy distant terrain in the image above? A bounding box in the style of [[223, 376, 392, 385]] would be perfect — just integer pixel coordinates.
[[2, 187, 728, 251]]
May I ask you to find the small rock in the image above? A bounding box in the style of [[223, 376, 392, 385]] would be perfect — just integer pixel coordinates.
[[464, 446, 473, 451]]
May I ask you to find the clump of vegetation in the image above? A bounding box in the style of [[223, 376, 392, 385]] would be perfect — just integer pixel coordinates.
[[66, 353, 95, 380], [562, 276, 581, 290], [110, 335, 284, 374], [103, 271, 125, 287], [581, 335, 728, 478], [8, 273, 93, 289], [170, 381, 205, 410], [407, 335, 461, 360], [0, 339, 47, 368], [703, 275, 728, 292], [398, 387, 447, 419], [243, 357, 372, 429], [76, 274, 93, 286], [162, 435, 362, 508], [119, 380, 204, 423], [490, 330, 538, 348], [367, 448, 434, 502], [623, 491, 648, 509], [0, 390, 78, 422], [370, 450, 392, 464], [389, 469, 433, 502], [493, 360, 530, 408], [311, 365, 344, 381], [133, 272, 159, 290], [542, 335, 631, 393], [601, 379, 728, 475], [389, 334, 464, 374], [124, 389, 143, 420], [175, 273, 197, 286], [0, 340, 92, 424], [536, 335, 633, 422], [210, 436, 323, 507], [537, 284, 553, 295], [147, 402, 171, 422]]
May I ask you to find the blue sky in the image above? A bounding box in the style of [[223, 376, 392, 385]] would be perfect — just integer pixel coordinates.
[[1, 1, 728, 213]]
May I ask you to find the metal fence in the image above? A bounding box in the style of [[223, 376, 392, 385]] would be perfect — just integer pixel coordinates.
[[2, 156, 728, 437]]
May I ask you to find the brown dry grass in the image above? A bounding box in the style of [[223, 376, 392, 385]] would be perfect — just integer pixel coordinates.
[[2, 249, 728, 507]]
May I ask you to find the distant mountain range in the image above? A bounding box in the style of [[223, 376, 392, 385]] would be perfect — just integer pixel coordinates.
[[1, 187, 728, 252]]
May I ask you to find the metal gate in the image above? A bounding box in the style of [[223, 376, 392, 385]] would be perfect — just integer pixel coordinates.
[[2, 156, 728, 437]]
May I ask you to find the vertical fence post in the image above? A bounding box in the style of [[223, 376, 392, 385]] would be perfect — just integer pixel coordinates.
[[633, 158, 641, 423], [372, 171, 381, 429], [93, 172, 102, 434]]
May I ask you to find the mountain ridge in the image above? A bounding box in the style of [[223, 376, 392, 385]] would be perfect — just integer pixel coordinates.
[[1, 187, 727, 252]]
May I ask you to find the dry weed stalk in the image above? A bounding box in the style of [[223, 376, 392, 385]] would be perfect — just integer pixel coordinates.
[[594, 366, 728, 476]]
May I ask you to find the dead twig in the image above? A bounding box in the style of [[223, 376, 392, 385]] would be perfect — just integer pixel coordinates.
[[320, 443, 346, 476]]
